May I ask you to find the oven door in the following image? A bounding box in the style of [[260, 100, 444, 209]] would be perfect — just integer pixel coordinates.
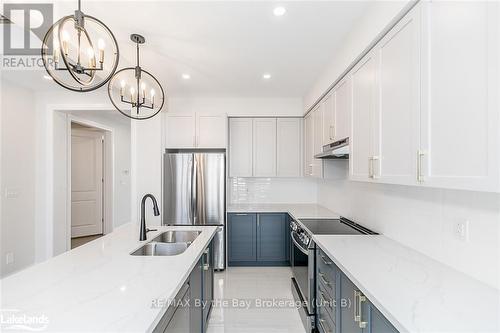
[[290, 231, 315, 316]]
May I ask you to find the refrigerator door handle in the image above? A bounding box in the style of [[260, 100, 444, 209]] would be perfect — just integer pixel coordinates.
[[191, 155, 198, 224]]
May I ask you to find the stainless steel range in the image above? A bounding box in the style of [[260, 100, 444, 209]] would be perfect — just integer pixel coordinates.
[[290, 217, 376, 332]]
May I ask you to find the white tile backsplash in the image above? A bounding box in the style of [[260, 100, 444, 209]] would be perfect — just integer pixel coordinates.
[[229, 177, 317, 204], [317, 178, 500, 289]]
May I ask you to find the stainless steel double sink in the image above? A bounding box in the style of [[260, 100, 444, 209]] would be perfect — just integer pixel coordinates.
[[131, 230, 201, 256]]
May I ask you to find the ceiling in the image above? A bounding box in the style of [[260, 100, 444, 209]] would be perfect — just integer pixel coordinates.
[[2, 1, 370, 98]]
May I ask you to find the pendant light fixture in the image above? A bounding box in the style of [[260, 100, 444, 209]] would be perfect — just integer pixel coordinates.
[[41, 0, 119, 92], [107, 34, 165, 120]]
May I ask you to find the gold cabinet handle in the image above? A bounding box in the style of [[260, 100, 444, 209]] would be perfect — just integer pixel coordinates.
[[318, 319, 332, 333], [320, 254, 332, 265], [318, 272, 331, 286], [372, 156, 379, 179], [358, 293, 367, 328], [417, 150, 425, 183], [354, 290, 359, 322]]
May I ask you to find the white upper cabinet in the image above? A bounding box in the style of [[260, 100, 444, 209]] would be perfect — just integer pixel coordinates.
[[229, 117, 302, 178], [196, 114, 227, 148], [375, 3, 421, 186], [165, 115, 196, 148], [322, 93, 335, 145], [229, 118, 253, 177], [420, 0, 499, 192], [334, 77, 352, 141], [304, 112, 314, 177], [277, 118, 302, 177], [165, 113, 227, 149], [253, 118, 277, 177], [312, 105, 324, 178], [350, 51, 378, 182]]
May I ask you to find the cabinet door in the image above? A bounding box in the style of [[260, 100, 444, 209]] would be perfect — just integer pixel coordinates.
[[312, 106, 324, 178], [334, 77, 352, 141], [196, 114, 227, 148], [189, 258, 203, 333], [304, 113, 314, 177], [165, 115, 196, 148], [256, 214, 287, 262], [253, 118, 277, 177], [277, 118, 301, 177], [420, 1, 499, 192], [202, 241, 214, 330], [376, 4, 421, 185], [350, 52, 378, 182], [227, 213, 257, 264], [339, 273, 364, 333], [322, 93, 335, 145], [229, 118, 253, 177], [368, 303, 399, 333]]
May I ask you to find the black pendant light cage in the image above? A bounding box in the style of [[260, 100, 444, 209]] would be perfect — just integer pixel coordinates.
[[41, 0, 119, 92], [107, 34, 165, 120]]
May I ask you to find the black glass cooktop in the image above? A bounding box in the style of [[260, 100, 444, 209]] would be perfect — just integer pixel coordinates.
[[299, 218, 376, 235]]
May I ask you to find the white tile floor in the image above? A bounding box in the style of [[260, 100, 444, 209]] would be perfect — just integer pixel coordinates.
[[207, 267, 306, 333]]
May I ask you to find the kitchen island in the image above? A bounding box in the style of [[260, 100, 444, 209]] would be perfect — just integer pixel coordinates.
[[0, 224, 217, 332]]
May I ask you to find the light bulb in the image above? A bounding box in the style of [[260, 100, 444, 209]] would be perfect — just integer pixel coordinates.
[[120, 80, 126, 88], [97, 39, 105, 63], [87, 47, 96, 68], [141, 82, 146, 91], [61, 30, 70, 42], [130, 87, 135, 95], [150, 89, 156, 106], [150, 89, 155, 97], [98, 39, 105, 50]]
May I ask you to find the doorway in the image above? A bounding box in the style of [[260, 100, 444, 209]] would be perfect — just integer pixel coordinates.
[[70, 122, 105, 249]]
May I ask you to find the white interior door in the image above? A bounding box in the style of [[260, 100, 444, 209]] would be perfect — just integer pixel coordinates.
[[71, 128, 104, 238]]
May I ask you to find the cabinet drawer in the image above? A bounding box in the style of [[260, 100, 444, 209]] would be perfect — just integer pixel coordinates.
[[317, 249, 336, 297], [317, 301, 336, 333], [317, 248, 335, 276], [317, 282, 336, 322]]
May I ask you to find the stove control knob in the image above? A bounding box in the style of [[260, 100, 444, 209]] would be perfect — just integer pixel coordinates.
[[290, 221, 297, 231]]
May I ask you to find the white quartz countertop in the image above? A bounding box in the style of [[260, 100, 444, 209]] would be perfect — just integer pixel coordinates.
[[227, 203, 340, 220], [0, 224, 217, 332], [313, 235, 500, 333]]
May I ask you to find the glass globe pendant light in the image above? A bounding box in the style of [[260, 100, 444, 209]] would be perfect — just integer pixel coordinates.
[[41, 0, 119, 92], [107, 34, 165, 120]]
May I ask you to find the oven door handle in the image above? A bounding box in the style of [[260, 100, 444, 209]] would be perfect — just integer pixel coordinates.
[[291, 232, 309, 255]]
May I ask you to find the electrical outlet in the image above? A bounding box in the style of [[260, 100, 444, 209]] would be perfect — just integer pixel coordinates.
[[455, 220, 470, 242], [5, 188, 19, 199], [5, 252, 14, 265]]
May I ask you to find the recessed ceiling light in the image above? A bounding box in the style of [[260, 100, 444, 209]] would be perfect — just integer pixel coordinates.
[[263, 73, 272, 80], [182, 74, 191, 80], [43, 75, 53, 80], [273, 6, 286, 17]]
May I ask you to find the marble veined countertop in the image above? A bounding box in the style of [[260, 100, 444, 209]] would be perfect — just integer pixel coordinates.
[[0, 224, 217, 332], [314, 235, 500, 333], [227, 203, 340, 220]]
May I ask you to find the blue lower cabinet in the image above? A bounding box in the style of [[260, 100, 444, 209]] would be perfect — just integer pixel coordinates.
[[316, 250, 399, 333], [227, 213, 257, 265], [228, 213, 289, 266], [257, 214, 287, 263]]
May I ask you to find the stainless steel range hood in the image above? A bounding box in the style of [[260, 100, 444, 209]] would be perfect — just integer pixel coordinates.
[[314, 137, 349, 159]]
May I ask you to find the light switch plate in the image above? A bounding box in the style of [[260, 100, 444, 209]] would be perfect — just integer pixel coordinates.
[[6, 252, 14, 265], [455, 220, 470, 242]]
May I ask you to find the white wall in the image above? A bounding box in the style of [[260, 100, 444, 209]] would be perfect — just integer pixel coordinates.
[[303, 0, 411, 111], [317, 174, 500, 289], [0, 79, 36, 277], [169, 97, 303, 116], [229, 177, 317, 204], [67, 111, 131, 228]]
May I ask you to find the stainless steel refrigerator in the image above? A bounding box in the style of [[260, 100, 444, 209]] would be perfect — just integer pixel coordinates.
[[163, 149, 226, 270]]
